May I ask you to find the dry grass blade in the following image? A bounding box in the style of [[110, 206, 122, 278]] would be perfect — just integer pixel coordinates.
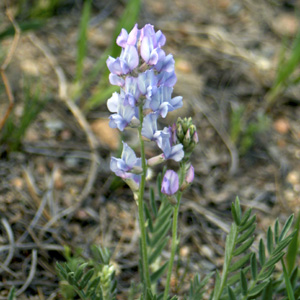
[[0, 218, 15, 274], [0, 6, 20, 131], [15, 249, 38, 296]]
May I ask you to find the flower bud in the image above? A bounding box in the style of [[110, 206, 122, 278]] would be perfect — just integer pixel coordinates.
[[161, 170, 179, 196], [183, 128, 191, 148], [180, 165, 194, 191], [176, 122, 184, 140], [147, 154, 165, 167]]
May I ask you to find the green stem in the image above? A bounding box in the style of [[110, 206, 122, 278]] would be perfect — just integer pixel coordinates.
[[163, 163, 185, 300], [213, 223, 238, 300], [137, 106, 152, 294]]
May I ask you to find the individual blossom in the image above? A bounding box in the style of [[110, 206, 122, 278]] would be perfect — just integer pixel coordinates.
[[106, 45, 139, 76], [154, 128, 184, 162], [149, 86, 183, 118], [154, 54, 175, 73], [107, 92, 137, 131], [110, 142, 142, 191], [140, 24, 166, 66], [116, 24, 140, 48], [161, 170, 179, 196]]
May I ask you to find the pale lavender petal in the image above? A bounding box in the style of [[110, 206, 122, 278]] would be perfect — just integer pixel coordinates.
[[109, 74, 125, 87], [116, 28, 129, 47], [155, 30, 166, 47], [122, 45, 139, 71], [157, 71, 177, 87], [155, 54, 174, 72], [121, 142, 137, 168], [109, 115, 127, 131], [169, 96, 183, 111], [106, 57, 123, 75], [169, 144, 184, 162], [127, 24, 139, 45], [107, 92, 119, 112], [138, 69, 158, 96], [140, 36, 152, 63], [141, 113, 158, 140]]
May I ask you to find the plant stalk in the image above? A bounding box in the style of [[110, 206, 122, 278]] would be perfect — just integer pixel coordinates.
[[137, 105, 152, 294], [163, 163, 185, 300]]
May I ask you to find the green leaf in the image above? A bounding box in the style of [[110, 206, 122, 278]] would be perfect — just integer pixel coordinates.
[[80, 269, 94, 290], [153, 206, 172, 234], [264, 252, 285, 269], [227, 286, 237, 300], [76, 0, 92, 82], [261, 281, 273, 300], [286, 212, 300, 274], [281, 259, 296, 300], [144, 205, 154, 232], [250, 253, 257, 281], [56, 262, 68, 279], [228, 253, 252, 273], [8, 286, 16, 300], [240, 270, 248, 295], [149, 238, 168, 265], [248, 280, 269, 298], [272, 233, 295, 256], [234, 196, 241, 223], [236, 224, 256, 244], [150, 188, 158, 217], [75, 263, 88, 281], [150, 262, 168, 283], [225, 223, 238, 263], [231, 202, 240, 225], [233, 236, 255, 256], [279, 215, 294, 242], [258, 266, 275, 281], [227, 267, 250, 286], [240, 208, 252, 226], [259, 239, 266, 266], [267, 227, 274, 255], [238, 215, 256, 233], [290, 267, 298, 290], [150, 218, 172, 247], [274, 219, 279, 244], [86, 277, 101, 297]]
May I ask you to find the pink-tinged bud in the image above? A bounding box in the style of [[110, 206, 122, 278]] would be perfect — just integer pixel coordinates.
[[185, 165, 194, 183], [192, 131, 199, 144], [180, 165, 194, 191], [161, 170, 179, 196], [171, 123, 178, 144], [147, 154, 165, 167]]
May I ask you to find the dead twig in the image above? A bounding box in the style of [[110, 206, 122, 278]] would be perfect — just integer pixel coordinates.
[[0, 7, 20, 131]]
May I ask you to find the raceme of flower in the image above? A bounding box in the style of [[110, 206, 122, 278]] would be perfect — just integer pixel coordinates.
[[107, 23, 185, 187]]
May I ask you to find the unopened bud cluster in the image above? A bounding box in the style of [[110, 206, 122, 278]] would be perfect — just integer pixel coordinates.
[[173, 117, 198, 161]]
